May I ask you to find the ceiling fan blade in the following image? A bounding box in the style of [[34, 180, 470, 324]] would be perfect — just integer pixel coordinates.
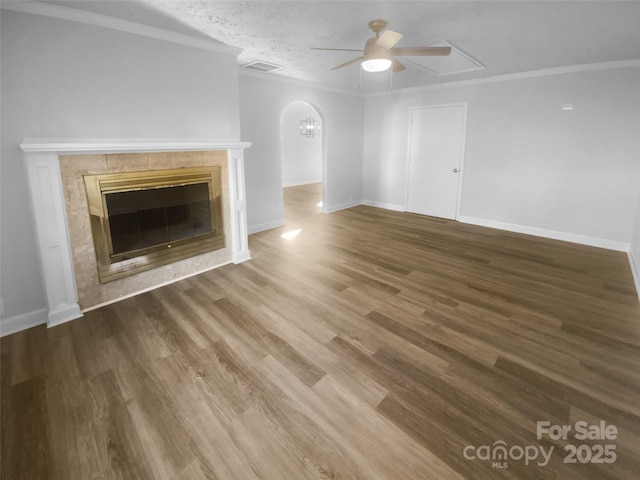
[[392, 57, 406, 72], [312, 48, 364, 52], [331, 56, 363, 70], [376, 30, 403, 49], [390, 46, 452, 56]]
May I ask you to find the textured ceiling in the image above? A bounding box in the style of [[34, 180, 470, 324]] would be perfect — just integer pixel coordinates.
[[46, 1, 640, 92]]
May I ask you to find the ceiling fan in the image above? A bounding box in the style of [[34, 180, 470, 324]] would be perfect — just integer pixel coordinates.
[[312, 19, 451, 73]]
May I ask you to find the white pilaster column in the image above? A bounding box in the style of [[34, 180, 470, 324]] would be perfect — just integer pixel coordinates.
[[227, 147, 251, 263], [24, 152, 83, 327]]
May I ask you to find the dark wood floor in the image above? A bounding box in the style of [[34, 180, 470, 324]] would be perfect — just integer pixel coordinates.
[[3, 183, 640, 479]]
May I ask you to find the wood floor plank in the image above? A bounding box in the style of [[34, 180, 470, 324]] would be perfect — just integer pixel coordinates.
[[2, 376, 50, 479], [2, 183, 640, 479], [155, 351, 260, 480]]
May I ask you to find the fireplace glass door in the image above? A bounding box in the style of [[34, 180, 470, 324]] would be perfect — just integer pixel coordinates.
[[84, 166, 224, 283], [106, 183, 213, 256]]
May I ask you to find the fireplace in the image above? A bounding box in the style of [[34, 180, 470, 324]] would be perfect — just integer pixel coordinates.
[[83, 167, 225, 283], [21, 139, 251, 328]]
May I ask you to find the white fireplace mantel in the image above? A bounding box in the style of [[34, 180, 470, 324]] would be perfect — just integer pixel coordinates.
[[21, 138, 252, 328]]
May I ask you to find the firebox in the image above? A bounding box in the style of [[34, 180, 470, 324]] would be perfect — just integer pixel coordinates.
[[83, 166, 224, 283]]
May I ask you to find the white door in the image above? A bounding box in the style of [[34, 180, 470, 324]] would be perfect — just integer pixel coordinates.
[[407, 104, 467, 219]]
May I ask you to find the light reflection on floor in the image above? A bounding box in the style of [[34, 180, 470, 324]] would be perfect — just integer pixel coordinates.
[[280, 228, 302, 240]]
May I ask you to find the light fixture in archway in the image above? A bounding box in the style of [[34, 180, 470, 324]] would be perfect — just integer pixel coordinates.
[[299, 103, 320, 138], [299, 117, 319, 138]]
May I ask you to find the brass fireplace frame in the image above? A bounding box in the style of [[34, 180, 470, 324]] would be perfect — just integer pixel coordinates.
[[83, 166, 224, 283]]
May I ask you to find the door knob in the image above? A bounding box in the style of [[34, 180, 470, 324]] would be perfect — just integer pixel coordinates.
[[453, 168, 458, 173]]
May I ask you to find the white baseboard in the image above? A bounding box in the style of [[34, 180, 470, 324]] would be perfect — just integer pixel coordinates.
[[628, 251, 640, 301], [248, 218, 286, 234], [324, 200, 361, 214], [233, 251, 252, 264], [283, 179, 322, 188], [47, 304, 84, 329], [458, 215, 630, 252], [0, 308, 47, 337], [0, 260, 235, 336], [361, 199, 405, 212]]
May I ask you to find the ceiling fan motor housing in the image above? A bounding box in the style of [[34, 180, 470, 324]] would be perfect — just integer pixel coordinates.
[[364, 37, 390, 58], [362, 38, 392, 72]]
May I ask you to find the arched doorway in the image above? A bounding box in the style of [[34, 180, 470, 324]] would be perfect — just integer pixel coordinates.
[[280, 101, 324, 224]]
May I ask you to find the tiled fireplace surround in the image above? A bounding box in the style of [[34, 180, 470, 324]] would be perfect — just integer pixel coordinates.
[[21, 139, 251, 329]]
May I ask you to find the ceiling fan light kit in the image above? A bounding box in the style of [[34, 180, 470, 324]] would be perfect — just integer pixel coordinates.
[[361, 58, 392, 72], [361, 49, 392, 72]]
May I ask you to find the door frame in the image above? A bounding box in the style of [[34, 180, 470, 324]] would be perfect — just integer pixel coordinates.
[[404, 102, 469, 220]]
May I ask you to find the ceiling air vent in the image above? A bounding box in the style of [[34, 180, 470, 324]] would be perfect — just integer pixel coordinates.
[[241, 60, 284, 73]]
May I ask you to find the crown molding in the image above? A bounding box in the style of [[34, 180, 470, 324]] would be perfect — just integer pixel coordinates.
[[365, 59, 640, 98], [240, 58, 640, 99], [1, 0, 242, 57]]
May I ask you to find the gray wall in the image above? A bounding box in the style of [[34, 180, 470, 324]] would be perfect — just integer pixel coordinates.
[[239, 73, 365, 233], [0, 10, 241, 320], [362, 67, 640, 248]]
